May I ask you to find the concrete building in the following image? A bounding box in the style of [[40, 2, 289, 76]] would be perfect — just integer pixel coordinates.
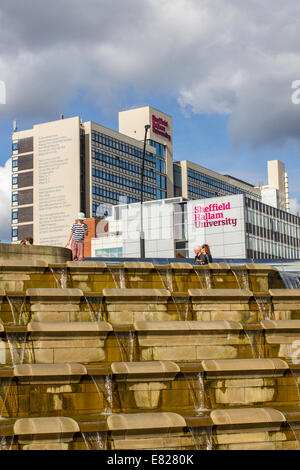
[[11, 105, 290, 248], [91, 195, 300, 260]]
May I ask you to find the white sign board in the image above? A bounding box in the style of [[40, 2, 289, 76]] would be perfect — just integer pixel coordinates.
[[187, 194, 246, 259]]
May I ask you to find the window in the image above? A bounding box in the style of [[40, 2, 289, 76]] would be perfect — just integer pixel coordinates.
[[12, 176, 18, 186], [12, 228, 18, 238], [12, 159, 18, 168], [12, 210, 18, 220], [12, 142, 18, 151]]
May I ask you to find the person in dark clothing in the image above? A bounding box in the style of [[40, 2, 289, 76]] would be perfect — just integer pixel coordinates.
[[202, 244, 212, 263], [194, 244, 212, 265]]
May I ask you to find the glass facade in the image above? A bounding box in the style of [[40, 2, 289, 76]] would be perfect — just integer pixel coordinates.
[[187, 168, 261, 201], [95, 247, 123, 258], [245, 197, 300, 259], [91, 130, 167, 213]]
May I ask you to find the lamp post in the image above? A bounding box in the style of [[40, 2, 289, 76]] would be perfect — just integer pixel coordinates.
[[140, 124, 151, 258]]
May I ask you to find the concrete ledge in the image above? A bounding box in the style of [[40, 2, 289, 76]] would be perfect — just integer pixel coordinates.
[[245, 264, 274, 271], [103, 288, 170, 299], [134, 320, 243, 331], [26, 288, 83, 300], [27, 321, 113, 332], [169, 263, 193, 270], [202, 358, 289, 373], [210, 408, 286, 425], [261, 320, 300, 330], [0, 243, 72, 264], [13, 363, 87, 377], [207, 263, 231, 270], [188, 288, 252, 299], [66, 261, 107, 270], [269, 289, 300, 298], [111, 361, 180, 375], [0, 260, 48, 269], [14, 417, 80, 436], [107, 412, 186, 430], [123, 262, 154, 270]]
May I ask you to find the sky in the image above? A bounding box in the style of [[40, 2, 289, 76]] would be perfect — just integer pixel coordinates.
[[0, 0, 300, 242]]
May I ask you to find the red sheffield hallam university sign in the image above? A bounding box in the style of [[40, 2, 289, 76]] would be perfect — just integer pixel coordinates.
[[194, 202, 237, 229], [152, 115, 171, 141]]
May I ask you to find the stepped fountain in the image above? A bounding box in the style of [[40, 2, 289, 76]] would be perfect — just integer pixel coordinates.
[[1, 244, 300, 449]]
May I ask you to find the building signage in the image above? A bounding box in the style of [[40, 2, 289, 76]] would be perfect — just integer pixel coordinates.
[[152, 115, 171, 141], [194, 202, 237, 228]]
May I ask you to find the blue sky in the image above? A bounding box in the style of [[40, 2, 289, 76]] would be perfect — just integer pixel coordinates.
[[0, 0, 300, 242]]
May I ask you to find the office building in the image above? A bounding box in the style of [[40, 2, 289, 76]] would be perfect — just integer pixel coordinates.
[[11, 106, 290, 249]]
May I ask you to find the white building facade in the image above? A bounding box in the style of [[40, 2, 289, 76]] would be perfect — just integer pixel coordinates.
[[91, 194, 300, 260]]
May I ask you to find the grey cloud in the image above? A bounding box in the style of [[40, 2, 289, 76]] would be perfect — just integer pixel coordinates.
[[0, 0, 300, 148]]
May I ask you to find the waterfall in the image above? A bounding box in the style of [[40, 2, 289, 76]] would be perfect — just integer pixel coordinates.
[[189, 426, 212, 450], [184, 372, 208, 412], [114, 331, 135, 362], [50, 267, 67, 289], [82, 431, 107, 450], [254, 296, 272, 320], [6, 333, 28, 366], [244, 330, 262, 358], [91, 375, 113, 415], [84, 296, 103, 322], [279, 272, 300, 289], [232, 269, 249, 290], [6, 295, 26, 326]]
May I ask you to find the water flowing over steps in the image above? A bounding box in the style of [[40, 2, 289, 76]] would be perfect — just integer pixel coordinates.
[[0, 261, 300, 449]]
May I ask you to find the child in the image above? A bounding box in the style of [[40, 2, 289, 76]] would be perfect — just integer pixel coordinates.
[[66, 212, 88, 261]]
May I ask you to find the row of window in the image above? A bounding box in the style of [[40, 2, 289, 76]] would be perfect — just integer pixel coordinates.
[[246, 222, 300, 248], [91, 131, 156, 165], [187, 184, 217, 199], [247, 235, 300, 259], [245, 208, 300, 239], [92, 168, 157, 196], [246, 197, 299, 225], [92, 150, 156, 180], [92, 186, 141, 205], [147, 140, 165, 158], [188, 169, 260, 200]]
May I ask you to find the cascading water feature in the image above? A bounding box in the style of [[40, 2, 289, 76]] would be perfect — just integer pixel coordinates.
[[254, 296, 272, 320], [119, 268, 125, 289], [189, 426, 213, 450], [279, 272, 300, 289], [114, 331, 135, 362], [184, 372, 208, 413], [84, 296, 103, 322], [82, 431, 107, 450], [91, 375, 113, 415], [232, 269, 249, 290], [0, 435, 14, 451], [193, 269, 205, 289], [108, 267, 125, 289], [6, 333, 28, 366], [244, 330, 263, 359], [203, 269, 211, 289], [50, 267, 67, 289], [155, 267, 189, 321], [6, 295, 26, 326]]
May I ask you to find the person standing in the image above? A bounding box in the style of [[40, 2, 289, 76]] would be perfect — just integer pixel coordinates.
[[65, 212, 88, 261]]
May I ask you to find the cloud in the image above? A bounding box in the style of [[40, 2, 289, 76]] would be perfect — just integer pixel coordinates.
[[0, 158, 11, 243], [289, 198, 300, 216], [0, 0, 299, 149]]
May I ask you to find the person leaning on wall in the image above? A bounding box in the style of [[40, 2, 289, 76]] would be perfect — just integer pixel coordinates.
[[20, 237, 33, 246]]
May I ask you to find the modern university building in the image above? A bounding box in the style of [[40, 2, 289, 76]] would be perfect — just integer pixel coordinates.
[[10, 105, 298, 259]]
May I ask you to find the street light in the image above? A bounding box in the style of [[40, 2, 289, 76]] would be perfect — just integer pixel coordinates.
[[140, 124, 151, 258]]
